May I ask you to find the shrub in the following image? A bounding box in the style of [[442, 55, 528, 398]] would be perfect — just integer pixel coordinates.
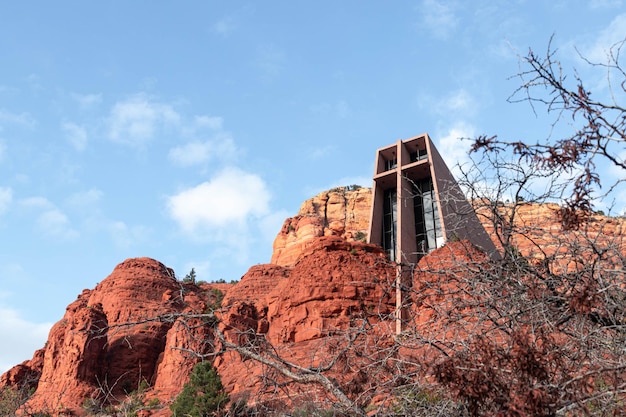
[[206, 288, 224, 312], [183, 268, 197, 284], [353, 231, 367, 242], [170, 361, 229, 417]]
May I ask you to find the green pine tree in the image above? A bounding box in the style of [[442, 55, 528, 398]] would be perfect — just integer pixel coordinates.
[[183, 268, 197, 284], [170, 361, 229, 417]]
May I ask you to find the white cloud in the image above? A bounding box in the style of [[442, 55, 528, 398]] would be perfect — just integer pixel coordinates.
[[37, 209, 78, 239], [441, 89, 473, 112], [20, 197, 78, 239], [580, 13, 626, 63], [0, 187, 12, 214], [108, 94, 180, 146], [435, 122, 476, 172], [0, 305, 52, 373], [62, 122, 88, 151], [420, 88, 477, 117], [167, 167, 270, 234], [418, 0, 460, 40], [168, 134, 237, 167]]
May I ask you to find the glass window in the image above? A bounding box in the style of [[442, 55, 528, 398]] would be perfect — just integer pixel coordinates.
[[413, 178, 442, 257], [382, 188, 397, 261], [410, 148, 428, 162], [384, 158, 397, 171]]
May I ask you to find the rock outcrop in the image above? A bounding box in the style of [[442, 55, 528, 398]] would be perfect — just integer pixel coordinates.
[[216, 236, 396, 407], [271, 186, 371, 267], [3, 187, 626, 416], [4, 258, 223, 416], [2, 237, 396, 416]]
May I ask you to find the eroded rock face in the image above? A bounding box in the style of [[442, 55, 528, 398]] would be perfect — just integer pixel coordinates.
[[6, 258, 219, 416], [216, 236, 396, 405], [24, 297, 109, 415], [4, 187, 626, 416], [266, 237, 394, 345], [271, 186, 371, 267]]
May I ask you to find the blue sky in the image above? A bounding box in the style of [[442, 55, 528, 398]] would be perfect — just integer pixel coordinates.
[[1, 1, 625, 372]]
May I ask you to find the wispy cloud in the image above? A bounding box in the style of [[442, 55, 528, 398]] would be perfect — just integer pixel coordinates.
[[0, 109, 36, 130], [435, 122, 476, 171], [577, 13, 626, 63], [107, 94, 180, 146], [426, 88, 477, 116], [0, 303, 51, 373], [589, 0, 623, 9], [194, 115, 223, 130], [64, 189, 152, 249], [107, 221, 151, 249], [61, 122, 88, 151], [65, 188, 103, 208], [418, 0, 460, 40], [168, 134, 237, 167], [0, 187, 12, 214], [212, 16, 238, 36], [71, 93, 102, 109], [255, 44, 286, 79], [20, 196, 52, 209], [37, 209, 78, 239], [20, 197, 78, 239]]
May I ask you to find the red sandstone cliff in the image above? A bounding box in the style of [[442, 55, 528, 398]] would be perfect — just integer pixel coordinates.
[[1, 258, 224, 416], [271, 186, 371, 267], [3, 188, 626, 416], [1, 237, 395, 416]]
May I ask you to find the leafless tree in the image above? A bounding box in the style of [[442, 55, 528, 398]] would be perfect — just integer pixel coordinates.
[[472, 35, 626, 229], [408, 36, 626, 416]]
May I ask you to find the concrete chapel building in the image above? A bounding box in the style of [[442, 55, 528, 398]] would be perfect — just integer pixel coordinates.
[[368, 133, 497, 333], [368, 133, 496, 263]]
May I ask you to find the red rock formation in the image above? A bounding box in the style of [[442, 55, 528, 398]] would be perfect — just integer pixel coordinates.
[[216, 236, 397, 408], [3, 188, 626, 416], [271, 186, 371, 267], [4, 258, 222, 416]]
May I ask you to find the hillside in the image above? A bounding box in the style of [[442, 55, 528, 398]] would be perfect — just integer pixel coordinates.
[[2, 186, 625, 416]]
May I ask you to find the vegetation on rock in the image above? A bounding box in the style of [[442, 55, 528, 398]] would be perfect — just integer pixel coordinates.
[[170, 361, 229, 417]]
